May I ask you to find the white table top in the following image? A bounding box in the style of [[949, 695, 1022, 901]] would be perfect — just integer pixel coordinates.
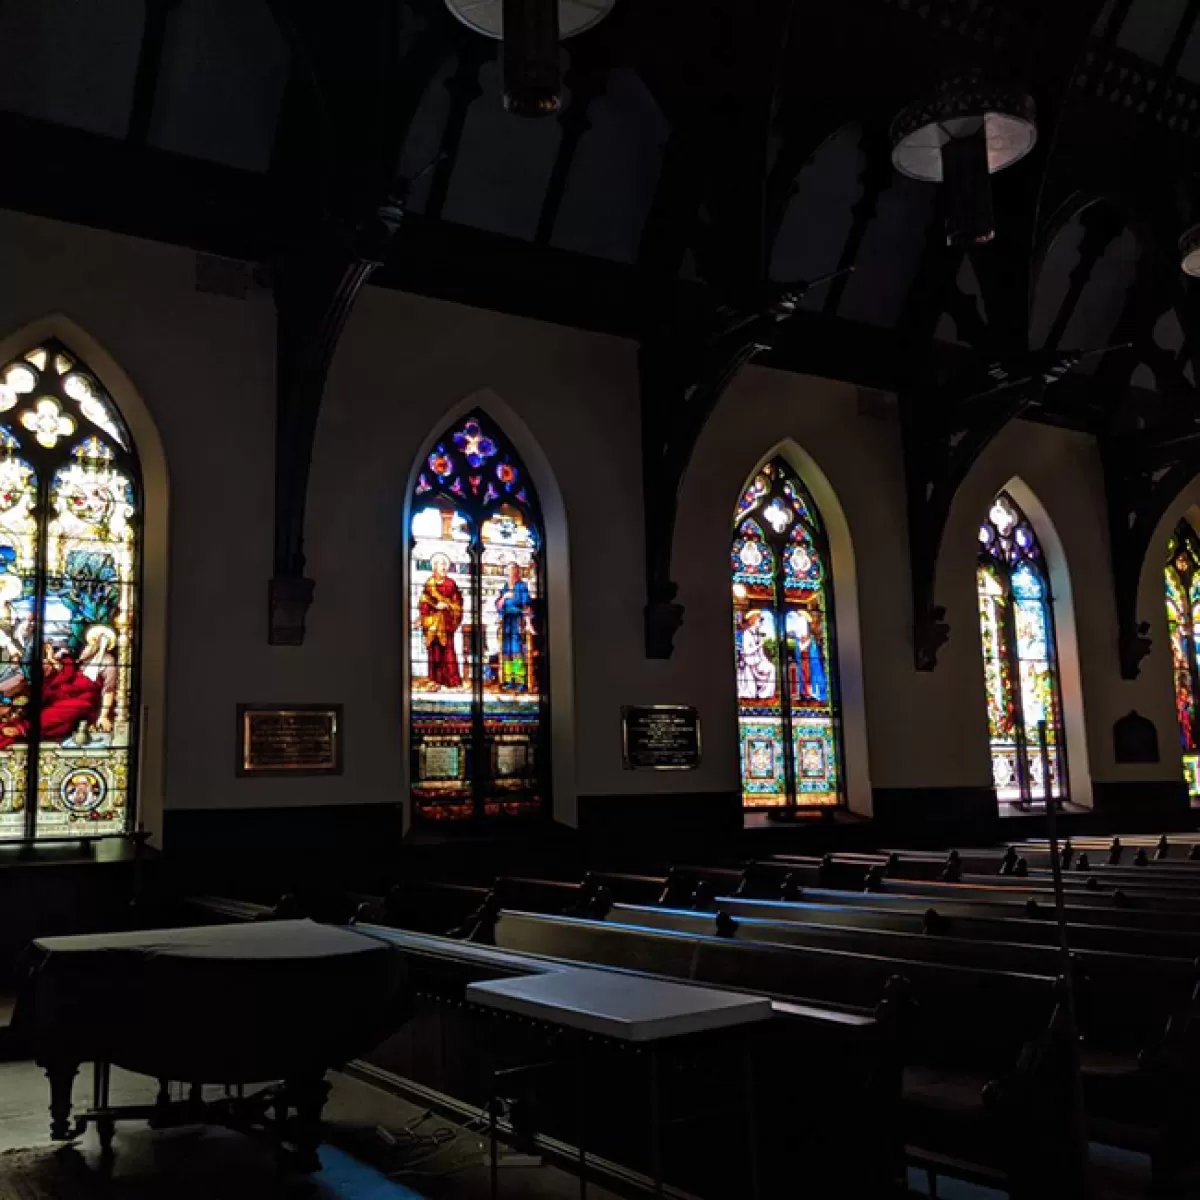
[[466, 966, 773, 1042], [34, 919, 384, 961]]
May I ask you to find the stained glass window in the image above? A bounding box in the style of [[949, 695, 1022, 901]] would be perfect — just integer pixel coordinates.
[[0, 340, 140, 842], [409, 412, 547, 823], [1164, 522, 1200, 799], [732, 459, 842, 810], [977, 491, 1066, 806]]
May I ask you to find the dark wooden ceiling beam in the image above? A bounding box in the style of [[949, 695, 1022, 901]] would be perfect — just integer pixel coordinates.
[[128, 0, 177, 147], [1164, 0, 1200, 78], [1041, 203, 1126, 354], [895, 0, 1116, 670], [262, 0, 410, 643]]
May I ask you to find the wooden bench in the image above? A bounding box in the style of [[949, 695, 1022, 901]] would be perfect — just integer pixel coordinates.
[[692, 893, 1200, 960], [769, 850, 1200, 901], [1017, 835, 1200, 865], [353, 923, 906, 1199], [354, 880, 494, 936], [721, 883, 1200, 933], [879, 845, 1200, 881], [594, 902, 1200, 1187], [475, 907, 1078, 1198]]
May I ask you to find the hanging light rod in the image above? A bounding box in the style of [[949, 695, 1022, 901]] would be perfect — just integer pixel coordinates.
[[891, 71, 1037, 246], [444, 0, 616, 117]]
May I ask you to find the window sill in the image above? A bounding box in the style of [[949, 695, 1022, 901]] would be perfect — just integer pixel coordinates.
[[0, 837, 144, 869]]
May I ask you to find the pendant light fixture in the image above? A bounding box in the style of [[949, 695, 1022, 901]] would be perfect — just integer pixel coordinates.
[[443, 0, 615, 117], [1180, 224, 1200, 277], [891, 71, 1037, 246]]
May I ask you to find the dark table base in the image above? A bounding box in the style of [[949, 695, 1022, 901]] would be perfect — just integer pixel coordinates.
[[41, 1061, 332, 1173]]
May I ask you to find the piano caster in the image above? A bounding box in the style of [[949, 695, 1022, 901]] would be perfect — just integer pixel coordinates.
[[286, 1075, 330, 1175], [97, 1116, 116, 1154]]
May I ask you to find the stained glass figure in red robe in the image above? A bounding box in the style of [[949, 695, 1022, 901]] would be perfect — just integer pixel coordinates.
[[419, 553, 464, 689]]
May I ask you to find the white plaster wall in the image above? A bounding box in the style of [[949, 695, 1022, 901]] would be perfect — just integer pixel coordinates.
[[0, 209, 277, 839], [0, 207, 1185, 832]]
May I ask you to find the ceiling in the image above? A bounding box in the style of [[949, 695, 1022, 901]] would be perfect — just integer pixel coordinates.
[[1, 0, 1200, 427]]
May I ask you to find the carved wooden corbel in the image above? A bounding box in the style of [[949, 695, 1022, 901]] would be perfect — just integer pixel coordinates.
[[268, 219, 386, 644], [640, 282, 839, 658], [903, 349, 1084, 670], [263, 0, 412, 643], [1102, 422, 1200, 679]]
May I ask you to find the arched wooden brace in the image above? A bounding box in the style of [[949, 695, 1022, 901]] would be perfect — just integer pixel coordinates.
[[636, 0, 804, 657], [903, 350, 1084, 671], [1089, 202, 1200, 678], [898, 0, 1119, 670], [269, 228, 383, 644], [1103, 432, 1200, 680], [641, 298, 803, 657], [263, 0, 423, 642]]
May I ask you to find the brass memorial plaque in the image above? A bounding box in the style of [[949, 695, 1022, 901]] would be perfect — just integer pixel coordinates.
[[621, 705, 702, 771], [237, 704, 343, 776]]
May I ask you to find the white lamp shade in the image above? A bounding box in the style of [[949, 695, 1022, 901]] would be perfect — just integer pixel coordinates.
[[1181, 225, 1200, 277], [890, 75, 1037, 183], [892, 112, 1037, 183], [445, 0, 614, 39]]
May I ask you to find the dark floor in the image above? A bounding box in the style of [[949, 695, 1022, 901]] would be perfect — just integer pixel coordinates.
[[0, 1062, 622, 1200], [0, 1058, 1177, 1199]]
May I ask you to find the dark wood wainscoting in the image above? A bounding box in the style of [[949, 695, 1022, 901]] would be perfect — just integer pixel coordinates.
[[1090, 780, 1193, 831], [869, 786, 1001, 847]]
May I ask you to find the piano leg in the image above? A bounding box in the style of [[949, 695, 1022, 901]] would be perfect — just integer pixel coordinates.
[[93, 1061, 115, 1153], [44, 1061, 79, 1140], [287, 1074, 330, 1173]]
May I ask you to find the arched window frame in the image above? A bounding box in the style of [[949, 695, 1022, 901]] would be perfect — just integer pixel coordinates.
[[976, 490, 1067, 807], [732, 457, 844, 812], [1164, 520, 1200, 799], [408, 410, 550, 824], [0, 337, 142, 842]]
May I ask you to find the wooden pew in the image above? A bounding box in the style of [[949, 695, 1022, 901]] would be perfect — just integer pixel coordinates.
[[475, 907, 1078, 1198], [581, 870, 666, 906], [350, 923, 907, 1199], [870, 849, 1200, 900], [770, 851, 1200, 903], [726, 882, 1200, 933], [880, 845, 1200, 879], [1017, 835, 1200, 865], [841, 874, 1200, 914], [597, 904, 1199, 1064], [353, 881, 493, 936], [700, 894, 1200, 960], [360, 872, 1200, 949], [595, 903, 1200, 1188]]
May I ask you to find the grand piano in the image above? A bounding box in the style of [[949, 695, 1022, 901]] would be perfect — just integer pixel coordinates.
[[13, 919, 411, 1170]]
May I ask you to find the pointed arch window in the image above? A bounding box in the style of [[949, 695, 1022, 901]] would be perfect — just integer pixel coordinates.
[[409, 411, 548, 823], [732, 458, 842, 810], [1164, 522, 1200, 799], [0, 339, 141, 842], [977, 491, 1067, 805]]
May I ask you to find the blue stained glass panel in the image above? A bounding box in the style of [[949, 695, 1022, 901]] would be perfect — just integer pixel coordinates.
[[409, 411, 547, 823], [733, 458, 842, 810], [976, 491, 1066, 804]]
